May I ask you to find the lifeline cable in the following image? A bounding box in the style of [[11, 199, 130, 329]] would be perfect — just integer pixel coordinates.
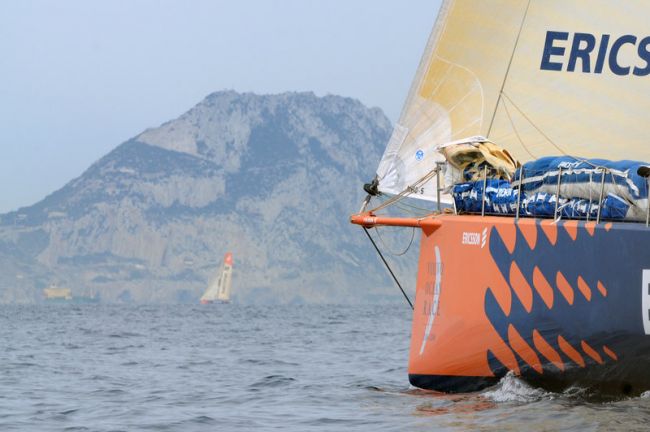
[[363, 227, 414, 310], [374, 225, 415, 257]]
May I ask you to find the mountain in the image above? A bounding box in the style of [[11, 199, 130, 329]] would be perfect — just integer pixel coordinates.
[[0, 91, 421, 304]]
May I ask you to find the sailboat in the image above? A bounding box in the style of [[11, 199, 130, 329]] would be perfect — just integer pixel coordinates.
[[200, 252, 233, 304], [352, 1, 650, 395]]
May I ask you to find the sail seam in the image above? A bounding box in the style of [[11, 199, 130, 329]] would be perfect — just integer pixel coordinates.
[[428, 61, 453, 100], [393, 0, 455, 155], [399, 0, 455, 121], [399, 54, 486, 176], [434, 54, 486, 133], [399, 61, 453, 148], [451, 118, 482, 141]]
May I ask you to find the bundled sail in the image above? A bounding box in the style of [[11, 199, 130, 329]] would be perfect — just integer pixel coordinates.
[[200, 253, 233, 304], [376, 0, 650, 203]]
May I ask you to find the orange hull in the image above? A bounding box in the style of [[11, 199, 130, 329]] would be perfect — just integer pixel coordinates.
[[353, 212, 650, 394], [409, 214, 524, 390]]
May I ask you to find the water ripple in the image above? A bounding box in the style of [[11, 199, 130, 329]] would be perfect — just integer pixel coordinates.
[[0, 304, 648, 431]]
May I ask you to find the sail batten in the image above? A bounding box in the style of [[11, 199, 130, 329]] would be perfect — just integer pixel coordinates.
[[376, 0, 650, 203]]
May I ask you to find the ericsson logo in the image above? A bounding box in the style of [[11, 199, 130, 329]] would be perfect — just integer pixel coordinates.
[[541, 31, 650, 76], [462, 228, 488, 249]]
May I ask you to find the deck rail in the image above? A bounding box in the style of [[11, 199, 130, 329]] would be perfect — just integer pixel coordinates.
[[444, 163, 650, 226]]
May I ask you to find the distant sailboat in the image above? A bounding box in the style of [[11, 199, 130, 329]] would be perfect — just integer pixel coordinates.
[[200, 253, 233, 304]]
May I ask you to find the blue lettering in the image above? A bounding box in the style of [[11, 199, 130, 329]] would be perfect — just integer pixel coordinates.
[[609, 35, 637, 76], [541, 31, 650, 77], [540, 31, 569, 71], [567, 33, 596, 72], [594, 34, 610, 74], [634, 36, 650, 76]]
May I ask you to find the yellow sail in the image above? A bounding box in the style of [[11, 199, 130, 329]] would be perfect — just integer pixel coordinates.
[[377, 0, 650, 201]]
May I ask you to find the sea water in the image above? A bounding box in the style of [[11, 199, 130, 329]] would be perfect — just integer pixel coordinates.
[[1, 304, 649, 431]]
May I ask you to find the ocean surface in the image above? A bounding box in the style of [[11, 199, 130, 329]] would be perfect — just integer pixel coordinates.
[[1, 303, 649, 431]]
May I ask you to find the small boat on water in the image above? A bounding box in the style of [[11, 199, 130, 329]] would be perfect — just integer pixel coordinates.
[[200, 253, 233, 304], [352, 0, 650, 396], [43, 284, 72, 302], [42, 283, 100, 304]]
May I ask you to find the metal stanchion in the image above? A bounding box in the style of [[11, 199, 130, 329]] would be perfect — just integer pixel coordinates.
[[596, 168, 606, 224], [436, 163, 442, 213], [515, 166, 523, 220], [481, 165, 488, 217], [646, 179, 650, 228], [587, 172, 592, 222], [554, 167, 563, 219]]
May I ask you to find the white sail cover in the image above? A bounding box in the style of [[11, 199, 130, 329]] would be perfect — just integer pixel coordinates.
[[377, 0, 650, 202]]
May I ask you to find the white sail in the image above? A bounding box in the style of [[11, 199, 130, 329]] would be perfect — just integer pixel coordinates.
[[199, 275, 222, 302], [200, 252, 233, 303], [377, 0, 650, 202]]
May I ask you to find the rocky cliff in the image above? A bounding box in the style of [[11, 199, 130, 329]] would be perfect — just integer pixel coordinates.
[[0, 91, 420, 303]]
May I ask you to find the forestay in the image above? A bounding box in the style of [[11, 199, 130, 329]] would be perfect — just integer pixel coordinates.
[[376, 0, 650, 202]]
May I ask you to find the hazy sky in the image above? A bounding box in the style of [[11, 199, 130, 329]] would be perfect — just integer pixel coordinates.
[[0, 0, 441, 213]]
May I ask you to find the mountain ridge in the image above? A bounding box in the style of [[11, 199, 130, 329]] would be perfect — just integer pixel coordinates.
[[0, 90, 420, 304]]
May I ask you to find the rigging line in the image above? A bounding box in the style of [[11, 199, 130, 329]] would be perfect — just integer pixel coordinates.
[[374, 195, 422, 216], [394, 198, 438, 213], [374, 200, 430, 218], [502, 97, 537, 159], [370, 192, 407, 214], [501, 94, 598, 170], [392, 205, 420, 217], [501, 92, 568, 156], [362, 227, 414, 310], [375, 225, 416, 256], [393, 204, 433, 218], [368, 168, 439, 213], [486, 0, 532, 137]]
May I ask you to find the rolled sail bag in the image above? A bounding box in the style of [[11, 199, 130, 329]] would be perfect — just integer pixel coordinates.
[[452, 179, 520, 214], [515, 156, 649, 220], [453, 181, 630, 220], [522, 192, 629, 220]]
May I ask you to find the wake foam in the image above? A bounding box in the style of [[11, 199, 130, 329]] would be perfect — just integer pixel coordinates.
[[481, 372, 550, 403]]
